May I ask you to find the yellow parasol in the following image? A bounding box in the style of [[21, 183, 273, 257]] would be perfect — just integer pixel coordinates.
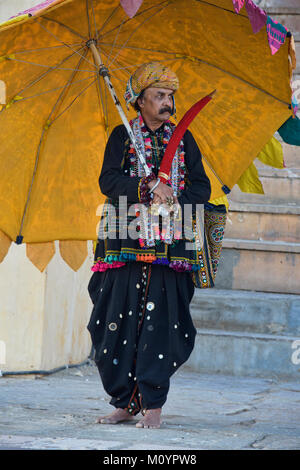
[[0, 0, 296, 271]]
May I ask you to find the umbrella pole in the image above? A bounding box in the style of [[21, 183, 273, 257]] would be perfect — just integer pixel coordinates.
[[87, 40, 150, 177]]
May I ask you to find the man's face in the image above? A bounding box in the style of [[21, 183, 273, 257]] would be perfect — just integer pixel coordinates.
[[137, 87, 174, 123]]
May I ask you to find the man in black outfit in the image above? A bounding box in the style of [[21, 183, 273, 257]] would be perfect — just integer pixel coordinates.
[[87, 62, 211, 428]]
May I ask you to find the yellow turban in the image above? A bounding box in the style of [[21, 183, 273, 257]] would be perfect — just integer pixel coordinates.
[[124, 62, 179, 107]]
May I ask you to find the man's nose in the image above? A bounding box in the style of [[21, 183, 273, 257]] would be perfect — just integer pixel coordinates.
[[163, 96, 172, 107]]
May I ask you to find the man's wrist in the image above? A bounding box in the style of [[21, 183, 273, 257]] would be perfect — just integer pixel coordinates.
[[147, 180, 156, 190], [148, 178, 160, 193], [138, 173, 156, 203]]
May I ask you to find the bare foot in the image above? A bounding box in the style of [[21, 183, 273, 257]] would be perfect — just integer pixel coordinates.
[[96, 408, 135, 424], [136, 408, 162, 429]]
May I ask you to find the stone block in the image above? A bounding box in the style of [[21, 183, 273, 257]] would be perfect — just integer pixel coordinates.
[[215, 246, 300, 294], [186, 328, 300, 379], [225, 209, 300, 243], [190, 288, 300, 336]]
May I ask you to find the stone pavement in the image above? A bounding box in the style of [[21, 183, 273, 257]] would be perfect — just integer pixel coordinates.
[[0, 362, 300, 450]]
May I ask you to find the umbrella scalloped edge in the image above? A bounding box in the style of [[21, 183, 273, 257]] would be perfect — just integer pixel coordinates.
[[0, 229, 12, 262], [26, 241, 56, 272], [59, 240, 88, 271], [0, 234, 89, 272]]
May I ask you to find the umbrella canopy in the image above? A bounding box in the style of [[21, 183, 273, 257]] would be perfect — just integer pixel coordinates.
[[0, 0, 296, 271]]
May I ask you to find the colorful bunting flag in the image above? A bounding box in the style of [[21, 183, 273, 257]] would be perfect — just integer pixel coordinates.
[[277, 116, 300, 147], [256, 136, 284, 169], [120, 0, 143, 18], [237, 162, 264, 194], [266, 16, 288, 55], [232, 0, 245, 14], [245, 0, 267, 34]]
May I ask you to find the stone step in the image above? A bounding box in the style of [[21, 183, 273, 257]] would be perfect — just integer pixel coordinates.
[[190, 288, 300, 336], [228, 169, 300, 205], [228, 200, 300, 214], [187, 288, 300, 379], [186, 327, 300, 379], [223, 238, 300, 252], [214, 244, 300, 294], [225, 206, 300, 243], [255, 166, 300, 177]]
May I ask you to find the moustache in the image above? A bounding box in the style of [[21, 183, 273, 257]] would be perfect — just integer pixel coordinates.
[[159, 106, 172, 114]]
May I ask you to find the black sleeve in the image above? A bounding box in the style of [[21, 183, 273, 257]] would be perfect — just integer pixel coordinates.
[[177, 129, 211, 207], [99, 125, 142, 202]]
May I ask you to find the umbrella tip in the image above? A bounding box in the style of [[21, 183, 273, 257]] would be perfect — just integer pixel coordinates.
[[209, 89, 217, 98]]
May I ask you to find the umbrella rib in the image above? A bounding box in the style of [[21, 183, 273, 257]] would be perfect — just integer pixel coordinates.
[[99, 41, 131, 78], [0, 47, 89, 115], [97, 4, 120, 36], [100, 45, 163, 74], [99, 45, 146, 75], [99, 0, 170, 40], [174, 56, 292, 109], [99, 44, 291, 108], [6, 57, 95, 73], [196, 0, 248, 19], [22, 48, 86, 93], [31, 16, 97, 69], [41, 15, 87, 40], [14, 76, 97, 102], [47, 50, 89, 124], [49, 77, 98, 125], [105, 19, 127, 64], [86, 0, 92, 38], [10, 43, 83, 55], [90, 0, 99, 42], [107, 3, 169, 69], [17, 51, 90, 241]]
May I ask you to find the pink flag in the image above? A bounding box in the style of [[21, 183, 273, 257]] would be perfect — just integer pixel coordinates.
[[245, 0, 267, 34], [232, 0, 245, 14], [120, 0, 143, 18]]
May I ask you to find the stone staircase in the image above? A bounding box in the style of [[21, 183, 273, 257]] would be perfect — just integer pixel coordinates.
[[215, 0, 300, 295], [187, 1, 300, 380]]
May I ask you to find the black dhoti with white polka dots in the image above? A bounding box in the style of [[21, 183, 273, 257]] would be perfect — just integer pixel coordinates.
[[87, 262, 196, 415]]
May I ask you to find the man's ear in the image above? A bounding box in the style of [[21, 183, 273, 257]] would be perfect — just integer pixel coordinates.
[[137, 96, 144, 109]]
